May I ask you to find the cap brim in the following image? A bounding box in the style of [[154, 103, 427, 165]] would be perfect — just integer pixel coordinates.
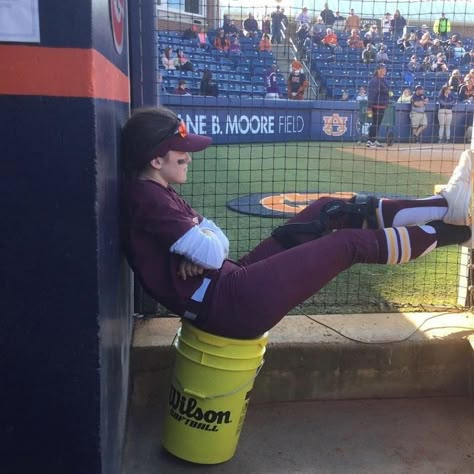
[[154, 132, 212, 157], [167, 132, 212, 152]]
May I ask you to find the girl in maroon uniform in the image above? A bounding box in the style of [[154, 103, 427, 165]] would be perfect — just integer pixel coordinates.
[[121, 107, 472, 339]]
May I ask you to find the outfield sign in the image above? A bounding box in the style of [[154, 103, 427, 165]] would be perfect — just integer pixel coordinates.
[[178, 111, 311, 143], [163, 97, 474, 145]]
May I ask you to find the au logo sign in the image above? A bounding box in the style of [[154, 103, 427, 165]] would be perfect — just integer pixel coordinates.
[[227, 192, 355, 217], [322, 113, 348, 137]]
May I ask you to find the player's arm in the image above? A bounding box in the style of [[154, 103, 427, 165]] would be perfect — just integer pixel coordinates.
[[170, 219, 229, 270]]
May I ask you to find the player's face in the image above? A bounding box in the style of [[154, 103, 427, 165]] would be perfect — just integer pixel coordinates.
[[157, 150, 192, 185]]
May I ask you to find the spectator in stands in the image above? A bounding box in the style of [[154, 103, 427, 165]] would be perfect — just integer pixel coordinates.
[[174, 49, 193, 72], [407, 55, 422, 73], [397, 88, 412, 103], [410, 84, 429, 143], [311, 17, 326, 43], [340, 90, 350, 101], [421, 56, 432, 72], [432, 53, 448, 72], [364, 25, 382, 47], [438, 84, 455, 143], [200, 69, 218, 97], [223, 16, 239, 36], [229, 35, 242, 52], [390, 10, 406, 38], [347, 29, 364, 49], [344, 8, 360, 33], [296, 23, 310, 52], [162, 47, 176, 70], [265, 64, 281, 99], [367, 63, 390, 148], [381, 13, 391, 35], [259, 33, 272, 52], [296, 7, 311, 27], [420, 31, 434, 50], [228, 35, 243, 66], [356, 86, 367, 101], [262, 15, 271, 35], [376, 45, 389, 63], [397, 33, 412, 52], [271, 6, 284, 44], [408, 31, 421, 51], [182, 24, 199, 42], [173, 79, 191, 96], [461, 50, 474, 66], [333, 11, 345, 32], [322, 28, 340, 50], [458, 75, 474, 102], [296, 23, 312, 59], [243, 13, 259, 38], [199, 28, 211, 50], [320, 3, 335, 26], [362, 43, 377, 64], [427, 39, 444, 58], [213, 29, 230, 52], [287, 60, 308, 100], [433, 12, 451, 41], [448, 69, 463, 92], [280, 8, 289, 30], [446, 35, 466, 60]]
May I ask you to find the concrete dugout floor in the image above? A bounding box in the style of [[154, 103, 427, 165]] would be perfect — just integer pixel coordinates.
[[124, 396, 474, 474]]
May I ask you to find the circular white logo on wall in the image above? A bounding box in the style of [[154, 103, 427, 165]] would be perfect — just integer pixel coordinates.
[[110, 0, 125, 54]]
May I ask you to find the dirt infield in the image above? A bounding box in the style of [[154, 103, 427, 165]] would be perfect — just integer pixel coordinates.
[[343, 143, 469, 178]]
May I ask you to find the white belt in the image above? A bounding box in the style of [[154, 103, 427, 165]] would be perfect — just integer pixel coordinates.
[[183, 277, 211, 321]]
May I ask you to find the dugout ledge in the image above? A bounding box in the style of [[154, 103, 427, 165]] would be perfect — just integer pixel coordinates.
[[130, 312, 474, 407]]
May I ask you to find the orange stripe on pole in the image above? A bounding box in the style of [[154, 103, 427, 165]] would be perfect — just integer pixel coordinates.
[[0, 45, 130, 103]]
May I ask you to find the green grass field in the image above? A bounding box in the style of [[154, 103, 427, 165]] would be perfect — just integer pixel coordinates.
[[178, 141, 466, 314]]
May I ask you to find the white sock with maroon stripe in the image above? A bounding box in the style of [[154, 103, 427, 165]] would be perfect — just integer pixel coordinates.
[[376, 196, 447, 229]]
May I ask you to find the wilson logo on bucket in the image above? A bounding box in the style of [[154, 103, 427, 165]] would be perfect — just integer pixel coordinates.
[[168, 385, 232, 432]]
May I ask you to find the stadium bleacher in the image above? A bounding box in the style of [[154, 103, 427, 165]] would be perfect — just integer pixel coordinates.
[[310, 28, 474, 100], [158, 29, 286, 98]]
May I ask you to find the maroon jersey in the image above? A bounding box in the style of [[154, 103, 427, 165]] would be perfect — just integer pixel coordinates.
[[122, 179, 209, 315]]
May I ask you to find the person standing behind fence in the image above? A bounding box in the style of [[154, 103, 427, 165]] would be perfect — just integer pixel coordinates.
[[438, 85, 455, 144], [271, 6, 284, 44], [344, 8, 360, 33], [320, 3, 335, 26], [390, 10, 406, 38], [433, 12, 451, 41], [410, 84, 429, 143], [367, 63, 390, 148]]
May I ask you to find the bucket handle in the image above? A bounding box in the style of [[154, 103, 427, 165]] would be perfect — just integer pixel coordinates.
[[173, 360, 265, 400]]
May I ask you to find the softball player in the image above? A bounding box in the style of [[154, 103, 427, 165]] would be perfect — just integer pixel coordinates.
[[122, 107, 472, 339]]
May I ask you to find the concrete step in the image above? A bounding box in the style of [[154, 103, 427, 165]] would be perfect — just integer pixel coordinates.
[[130, 312, 474, 407]]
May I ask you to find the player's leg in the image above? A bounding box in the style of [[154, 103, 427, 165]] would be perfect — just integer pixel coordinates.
[[198, 221, 470, 339], [239, 150, 473, 265]]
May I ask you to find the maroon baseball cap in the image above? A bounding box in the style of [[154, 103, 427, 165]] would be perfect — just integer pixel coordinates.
[[153, 118, 212, 157], [121, 107, 212, 172]]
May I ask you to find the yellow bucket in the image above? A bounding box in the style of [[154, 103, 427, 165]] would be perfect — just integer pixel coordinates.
[[161, 321, 268, 464]]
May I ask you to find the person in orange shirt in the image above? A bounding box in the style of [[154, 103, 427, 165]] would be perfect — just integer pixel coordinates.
[[259, 33, 272, 52], [213, 29, 230, 51], [322, 28, 339, 49]]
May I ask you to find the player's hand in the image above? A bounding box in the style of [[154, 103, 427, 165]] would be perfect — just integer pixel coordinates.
[[178, 258, 204, 280]]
